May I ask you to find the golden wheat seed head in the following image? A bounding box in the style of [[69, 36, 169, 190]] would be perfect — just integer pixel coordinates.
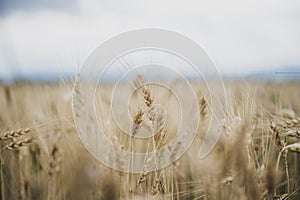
[[3, 137, 34, 151], [0, 128, 30, 141]]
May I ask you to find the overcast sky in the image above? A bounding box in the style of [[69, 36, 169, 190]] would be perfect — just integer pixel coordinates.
[[0, 0, 300, 80]]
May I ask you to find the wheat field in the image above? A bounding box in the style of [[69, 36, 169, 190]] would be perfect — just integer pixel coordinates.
[[0, 79, 299, 200]]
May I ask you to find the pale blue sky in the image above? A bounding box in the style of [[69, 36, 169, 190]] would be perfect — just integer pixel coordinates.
[[0, 0, 300, 81]]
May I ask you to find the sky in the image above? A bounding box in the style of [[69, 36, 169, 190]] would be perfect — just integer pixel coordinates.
[[0, 0, 300, 81]]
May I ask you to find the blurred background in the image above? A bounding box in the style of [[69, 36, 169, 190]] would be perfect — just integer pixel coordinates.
[[0, 0, 300, 83]]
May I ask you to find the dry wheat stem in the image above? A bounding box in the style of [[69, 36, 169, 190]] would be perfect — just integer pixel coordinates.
[[274, 143, 300, 196]]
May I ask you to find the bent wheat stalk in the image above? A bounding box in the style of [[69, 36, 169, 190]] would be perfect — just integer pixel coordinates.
[[275, 143, 300, 196]]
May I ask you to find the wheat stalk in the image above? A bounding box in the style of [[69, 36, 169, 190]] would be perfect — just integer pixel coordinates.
[[275, 143, 300, 196]]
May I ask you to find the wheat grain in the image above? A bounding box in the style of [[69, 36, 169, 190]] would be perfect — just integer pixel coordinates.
[[2, 137, 34, 151], [0, 128, 30, 141]]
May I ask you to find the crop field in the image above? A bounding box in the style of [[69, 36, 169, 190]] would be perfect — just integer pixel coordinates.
[[0, 80, 299, 199]]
